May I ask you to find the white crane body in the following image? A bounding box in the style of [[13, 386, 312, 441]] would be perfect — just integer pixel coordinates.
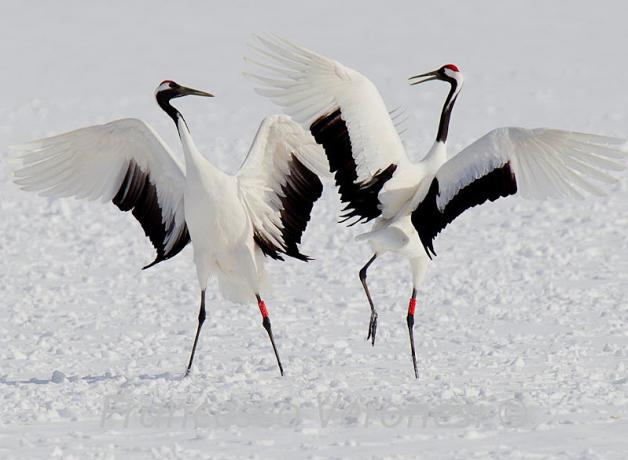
[[12, 80, 327, 376], [178, 123, 260, 301]]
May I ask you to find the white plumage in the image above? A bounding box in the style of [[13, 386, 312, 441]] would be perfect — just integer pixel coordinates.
[[246, 35, 628, 378], [12, 118, 189, 257], [436, 128, 625, 206], [247, 36, 412, 187], [12, 80, 326, 376], [238, 115, 328, 256]]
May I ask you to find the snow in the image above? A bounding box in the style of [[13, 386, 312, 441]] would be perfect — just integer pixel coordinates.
[[2, 1, 628, 458]]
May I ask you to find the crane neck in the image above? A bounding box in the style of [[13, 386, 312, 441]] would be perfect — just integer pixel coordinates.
[[156, 94, 213, 177], [156, 92, 180, 124], [436, 80, 461, 144], [422, 139, 448, 172]]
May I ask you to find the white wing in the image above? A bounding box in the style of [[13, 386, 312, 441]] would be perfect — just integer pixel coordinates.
[[411, 127, 628, 257], [246, 35, 413, 224], [237, 115, 325, 261], [11, 118, 190, 268]]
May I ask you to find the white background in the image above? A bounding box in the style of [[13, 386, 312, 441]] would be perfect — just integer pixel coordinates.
[[1, 1, 628, 458]]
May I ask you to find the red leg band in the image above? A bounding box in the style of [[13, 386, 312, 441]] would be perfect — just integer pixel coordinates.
[[258, 300, 269, 318], [408, 298, 416, 316]]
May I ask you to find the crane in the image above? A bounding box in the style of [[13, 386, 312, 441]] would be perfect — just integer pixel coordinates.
[[11, 79, 328, 376], [246, 36, 628, 378]]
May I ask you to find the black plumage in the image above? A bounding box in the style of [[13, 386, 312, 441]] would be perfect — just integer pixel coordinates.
[[412, 162, 517, 258], [311, 109, 397, 225], [254, 154, 323, 261], [112, 160, 190, 269]]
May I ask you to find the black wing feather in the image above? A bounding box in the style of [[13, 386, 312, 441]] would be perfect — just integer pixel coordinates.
[[254, 154, 323, 261], [412, 162, 517, 258], [310, 109, 396, 225], [112, 159, 190, 269]]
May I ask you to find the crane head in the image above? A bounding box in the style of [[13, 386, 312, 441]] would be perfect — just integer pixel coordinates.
[[155, 80, 214, 99], [408, 64, 463, 87]]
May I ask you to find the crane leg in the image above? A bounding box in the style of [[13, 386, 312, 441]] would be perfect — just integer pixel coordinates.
[[185, 289, 206, 376], [359, 254, 378, 346], [406, 288, 418, 379], [257, 295, 284, 376]]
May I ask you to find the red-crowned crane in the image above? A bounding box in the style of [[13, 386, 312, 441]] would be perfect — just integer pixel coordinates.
[[11, 80, 328, 376], [246, 36, 628, 378]]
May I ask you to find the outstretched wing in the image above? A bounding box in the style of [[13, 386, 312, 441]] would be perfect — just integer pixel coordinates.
[[411, 127, 628, 257], [237, 115, 325, 261], [11, 118, 190, 268], [246, 35, 413, 224]]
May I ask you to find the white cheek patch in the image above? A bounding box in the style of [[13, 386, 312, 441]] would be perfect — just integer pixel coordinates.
[[444, 68, 457, 78], [155, 82, 172, 95], [444, 68, 464, 87]]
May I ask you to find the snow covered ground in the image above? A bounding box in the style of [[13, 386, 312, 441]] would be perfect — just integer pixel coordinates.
[[2, 1, 628, 458]]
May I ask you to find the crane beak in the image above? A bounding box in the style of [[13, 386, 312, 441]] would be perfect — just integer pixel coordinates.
[[178, 86, 214, 98], [408, 70, 439, 86]]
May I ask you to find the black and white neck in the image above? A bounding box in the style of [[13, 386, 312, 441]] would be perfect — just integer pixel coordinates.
[[154, 80, 215, 175], [408, 64, 464, 144], [435, 65, 463, 143]]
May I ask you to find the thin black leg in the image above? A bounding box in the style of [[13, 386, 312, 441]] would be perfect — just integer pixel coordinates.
[[359, 254, 378, 346], [185, 289, 206, 376], [257, 295, 284, 376], [406, 288, 418, 379]]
